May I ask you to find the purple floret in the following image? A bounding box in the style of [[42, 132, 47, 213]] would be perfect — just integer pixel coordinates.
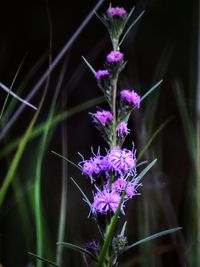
[[85, 240, 100, 255], [93, 110, 113, 125], [120, 89, 141, 108], [106, 50, 124, 63], [81, 154, 109, 178], [113, 177, 137, 199], [107, 148, 136, 174], [106, 7, 127, 17], [92, 188, 123, 214], [95, 69, 109, 80], [116, 122, 130, 137]]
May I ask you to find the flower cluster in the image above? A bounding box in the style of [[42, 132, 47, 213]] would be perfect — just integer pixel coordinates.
[[77, 4, 147, 264], [79, 5, 142, 218], [59, 3, 167, 266], [120, 89, 141, 108], [106, 7, 127, 17], [95, 69, 109, 80], [92, 110, 113, 126], [80, 146, 138, 214], [107, 50, 124, 63]]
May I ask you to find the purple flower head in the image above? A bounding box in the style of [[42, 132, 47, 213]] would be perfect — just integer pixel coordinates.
[[85, 240, 100, 256], [107, 148, 136, 174], [106, 7, 127, 17], [116, 122, 130, 136], [80, 151, 109, 179], [113, 177, 137, 199], [92, 188, 124, 214], [95, 69, 109, 80], [93, 110, 113, 125], [107, 50, 124, 63], [120, 89, 141, 108]]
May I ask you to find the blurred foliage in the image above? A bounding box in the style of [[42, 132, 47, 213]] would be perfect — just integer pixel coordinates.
[[0, 0, 198, 267]]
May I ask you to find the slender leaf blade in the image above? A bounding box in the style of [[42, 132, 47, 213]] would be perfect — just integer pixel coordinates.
[[56, 242, 98, 262], [0, 82, 37, 110], [51, 150, 81, 171], [135, 159, 157, 184], [28, 252, 61, 267], [119, 11, 145, 46], [141, 80, 163, 102], [121, 227, 182, 254], [82, 56, 96, 76], [70, 177, 91, 206]]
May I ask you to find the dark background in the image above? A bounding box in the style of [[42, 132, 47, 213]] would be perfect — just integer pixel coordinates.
[[0, 0, 197, 266]]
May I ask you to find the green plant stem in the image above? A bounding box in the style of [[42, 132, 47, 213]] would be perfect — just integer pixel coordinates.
[[111, 78, 118, 148], [56, 99, 68, 265], [196, 1, 200, 264], [197, 121, 200, 266]]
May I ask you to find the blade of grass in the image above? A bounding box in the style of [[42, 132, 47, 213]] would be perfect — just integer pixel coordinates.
[[82, 56, 96, 75], [137, 117, 173, 161], [70, 177, 91, 206], [28, 252, 61, 267], [0, 53, 28, 120], [144, 43, 174, 136], [51, 150, 81, 171], [0, 82, 37, 110], [121, 227, 182, 254], [135, 159, 157, 184], [34, 5, 58, 265], [172, 81, 196, 162], [3, 53, 47, 122], [56, 242, 98, 262], [119, 11, 145, 46], [56, 67, 70, 265], [141, 80, 163, 102], [0, 96, 104, 159]]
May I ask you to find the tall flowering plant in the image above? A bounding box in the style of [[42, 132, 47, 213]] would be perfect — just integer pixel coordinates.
[[56, 4, 181, 267]]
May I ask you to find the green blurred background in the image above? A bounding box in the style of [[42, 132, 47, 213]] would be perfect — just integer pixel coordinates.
[[0, 0, 199, 266]]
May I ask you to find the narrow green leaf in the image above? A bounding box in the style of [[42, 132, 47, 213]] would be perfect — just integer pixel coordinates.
[[137, 117, 173, 160], [70, 177, 91, 206], [94, 11, 106, 26], [82, 56, 96, 76], [0, 54, 28, 120], [127, 6, 136, 21], [57, 242, 98, 262], [135, 159, 157, 184], [119, 10, 145, 46], [0, 82, 37, 110], [28, 252, 61, 267], [120, 221, 127, 236], [172, 81, 196, 162], [141, 80, 163, 102], [51, 150, 81, 171], [121, 227, 182, 254], [0, 96, 104, 159]]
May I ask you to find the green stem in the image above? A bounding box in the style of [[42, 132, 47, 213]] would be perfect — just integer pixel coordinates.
[[111, 79, 118, 148]]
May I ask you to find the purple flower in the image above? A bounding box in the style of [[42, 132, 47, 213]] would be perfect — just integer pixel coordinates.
[[113, 177, 136, 199], [106, 7, 127, 17], [107, 50, 124, 63], [85, 240, 100, 255], [92, 188, 123, 214], [81, 154, 109, 178], [95, 69, 109, 80], [120, 89, 141, 108], [116, 122, 130, 136], [107, 148, 136, 173], [93, 110, 113, 125]]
